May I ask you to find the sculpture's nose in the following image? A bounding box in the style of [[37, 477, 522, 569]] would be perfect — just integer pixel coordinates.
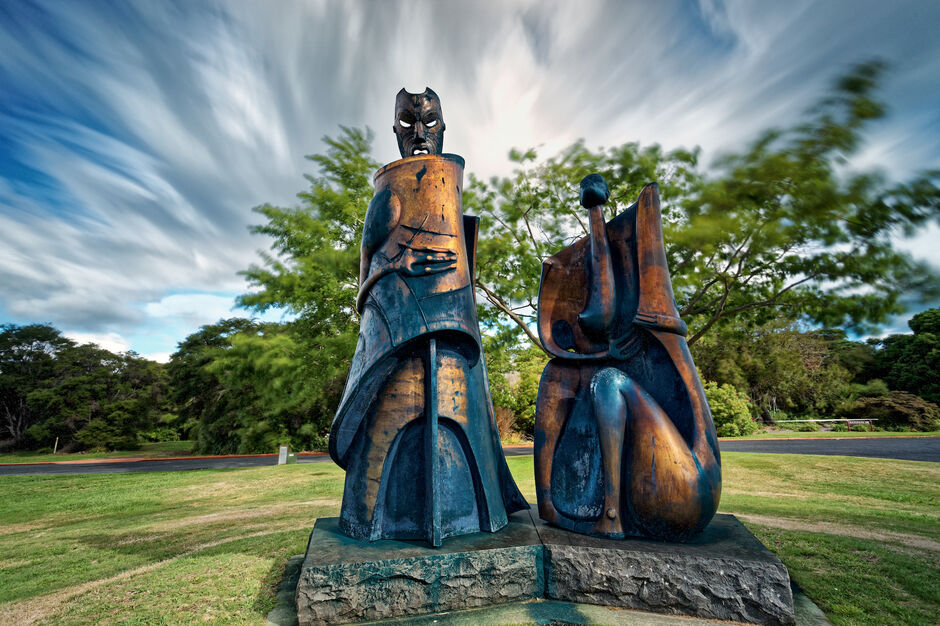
[[414, 121, 426, 141]]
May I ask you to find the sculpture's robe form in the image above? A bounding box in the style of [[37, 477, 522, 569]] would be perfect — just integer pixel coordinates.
[[535, 183, 721, 541], [330, 154, 527, 546]]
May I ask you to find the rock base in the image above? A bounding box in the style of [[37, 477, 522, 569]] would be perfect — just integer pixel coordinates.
[[295, 512, 794, 625], [295, 514, 544, 625], [538, 514, 794, 625]]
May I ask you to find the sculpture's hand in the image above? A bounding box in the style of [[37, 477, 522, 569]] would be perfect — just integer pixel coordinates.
[[398, 243, 458, 276]]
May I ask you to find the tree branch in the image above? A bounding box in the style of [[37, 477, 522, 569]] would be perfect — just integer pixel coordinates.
[[476, 280, 547, 354]]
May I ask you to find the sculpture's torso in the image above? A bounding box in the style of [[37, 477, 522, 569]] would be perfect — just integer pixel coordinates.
[[330, 154, 527, 546]]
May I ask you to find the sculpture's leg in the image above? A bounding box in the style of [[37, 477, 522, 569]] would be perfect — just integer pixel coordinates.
[[591, 370, 627, 537], [591, 367, 718, 541], [339, 356, 424, 541]]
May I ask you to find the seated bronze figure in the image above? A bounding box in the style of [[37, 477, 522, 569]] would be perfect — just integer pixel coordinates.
[[329, 88, 527, 547], [534, 174, 721, 541]]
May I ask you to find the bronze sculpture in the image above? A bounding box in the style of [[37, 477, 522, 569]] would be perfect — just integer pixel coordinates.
[[329, 88, 527, 547], [534, 174, 721, 542]]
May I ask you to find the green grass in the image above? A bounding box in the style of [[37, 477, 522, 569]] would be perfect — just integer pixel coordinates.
[[0, 453, 936, 625], [720, 429, 940, 439], [0, 440, 195, 464]]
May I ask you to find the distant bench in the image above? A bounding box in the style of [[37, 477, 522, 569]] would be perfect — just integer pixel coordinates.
[[774, 418, 878, 431]]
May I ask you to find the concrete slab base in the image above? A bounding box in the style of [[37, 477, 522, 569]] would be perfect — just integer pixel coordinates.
[[293, 511, 797, 625]]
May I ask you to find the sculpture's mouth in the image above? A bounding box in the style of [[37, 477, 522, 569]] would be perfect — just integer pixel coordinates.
[[411, 147, 429, 155]]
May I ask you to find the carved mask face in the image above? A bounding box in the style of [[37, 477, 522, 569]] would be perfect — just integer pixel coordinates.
[[393, 88, 445, 158]]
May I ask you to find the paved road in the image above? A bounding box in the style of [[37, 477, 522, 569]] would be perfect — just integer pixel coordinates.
[[0, 437, 935, 476], [718, 437, 939, 462]]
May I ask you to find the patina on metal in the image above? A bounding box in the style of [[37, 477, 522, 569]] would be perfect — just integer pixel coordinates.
[[534, 173, 721, 542], [329, 89, 527, 548]]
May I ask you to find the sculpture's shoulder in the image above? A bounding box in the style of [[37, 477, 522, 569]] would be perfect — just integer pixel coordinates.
[[362, 187, 401, 256]]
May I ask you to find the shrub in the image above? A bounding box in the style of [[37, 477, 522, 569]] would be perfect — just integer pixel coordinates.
[[494, 406, 518, 439], [841, 391, 940, 431], [140, 427, 181, 443], [792, 421, 820, 432], [703, 381, 758, 437], [831, 423, 849, 432]]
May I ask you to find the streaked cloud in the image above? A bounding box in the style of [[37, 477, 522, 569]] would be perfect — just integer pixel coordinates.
[[1, 0, 938, 357]]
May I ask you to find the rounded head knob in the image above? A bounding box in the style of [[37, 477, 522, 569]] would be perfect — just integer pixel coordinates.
[[580, 173, 610, 208]]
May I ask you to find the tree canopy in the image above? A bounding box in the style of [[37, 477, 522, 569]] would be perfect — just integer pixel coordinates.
[[1, 324, 171, 451], [464, 61, 939, 349], [145, 61, 940, 452], [868, 308, 940, 404]]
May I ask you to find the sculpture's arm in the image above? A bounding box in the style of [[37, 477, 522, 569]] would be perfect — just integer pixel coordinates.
[[360, 188, 400, 287], [356, 188, 458, 312], [577, 174, 616, 340], [356, 243, 458, 312]]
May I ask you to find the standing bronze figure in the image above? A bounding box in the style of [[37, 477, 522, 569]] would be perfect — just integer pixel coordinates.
[[534, 174, 721, 542], [329, 88, 527, 547]]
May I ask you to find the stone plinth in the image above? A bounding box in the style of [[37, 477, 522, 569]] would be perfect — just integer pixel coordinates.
[[538, 515, 794, 625], [295, 513, 544, 625], [295, 512, 794, 625]]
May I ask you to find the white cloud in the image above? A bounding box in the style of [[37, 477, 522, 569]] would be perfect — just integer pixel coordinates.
[[141, 351, 172, 364], [143, 293, 244, 328], [62, 331, 131, 354], [1, 0, 938, 355]]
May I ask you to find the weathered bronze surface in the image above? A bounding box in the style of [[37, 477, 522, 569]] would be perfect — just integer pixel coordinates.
[[329, 90, 527, 547], [534, 174, 721, 541]]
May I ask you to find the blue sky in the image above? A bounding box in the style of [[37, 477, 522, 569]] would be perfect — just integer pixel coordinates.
[[1, 0, 939, 360]]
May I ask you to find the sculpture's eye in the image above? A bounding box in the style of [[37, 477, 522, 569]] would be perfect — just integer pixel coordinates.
[[425, 117, 438, 128], [398, 118, 413, 128]]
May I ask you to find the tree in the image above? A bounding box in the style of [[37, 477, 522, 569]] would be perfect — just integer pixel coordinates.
[[484, 339, 548, 436], [239, 126, 378, 329], [0, 324, 73, 446], [233, 127, 379, 444], [692, 322, 852, 420], [1, 324, 170, 451], [464, 61, 940, 349], [167, 318, 263, 454], [25, 345, 170, 451], [868, 307, 940, 403], [817, 328, 877, 383]]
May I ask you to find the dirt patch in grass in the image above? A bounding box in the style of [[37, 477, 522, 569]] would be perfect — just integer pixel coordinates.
[[722, 489, 809, 500], [733, 512, 940, 552], [146, 499, 340, 532], [0, 521, 50, 537], [0, 524, 300, 626]]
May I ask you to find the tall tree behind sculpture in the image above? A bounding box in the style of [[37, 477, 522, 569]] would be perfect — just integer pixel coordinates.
[[329, 88, 527, 547], [535, 174, 720, 541]]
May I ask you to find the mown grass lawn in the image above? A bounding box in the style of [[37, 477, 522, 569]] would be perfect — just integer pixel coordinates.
[[0, 453, 936, 625]]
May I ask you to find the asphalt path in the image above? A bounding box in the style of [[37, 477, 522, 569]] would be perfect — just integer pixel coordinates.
[[0, 437, 936, 476], [718, 436, 939, 462]]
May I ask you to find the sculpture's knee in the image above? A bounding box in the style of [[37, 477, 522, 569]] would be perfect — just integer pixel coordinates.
[[590, 367, 634, 429]]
